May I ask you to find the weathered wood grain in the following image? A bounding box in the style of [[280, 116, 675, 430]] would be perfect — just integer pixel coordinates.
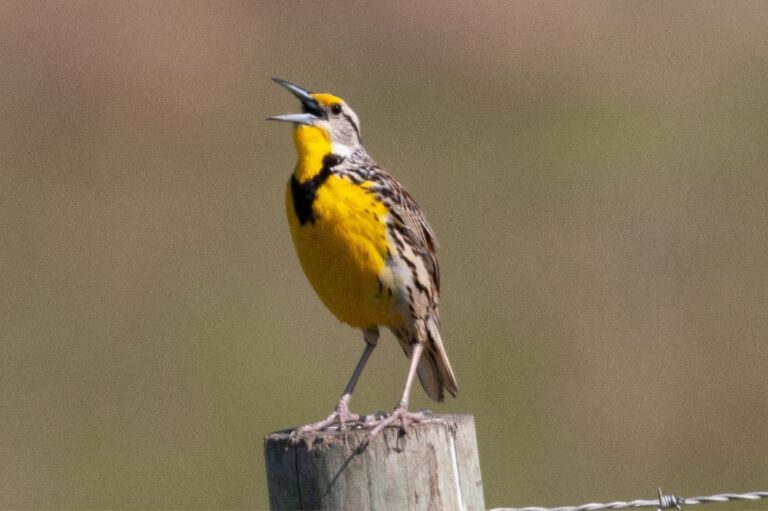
[[264, 414, 485, 510]]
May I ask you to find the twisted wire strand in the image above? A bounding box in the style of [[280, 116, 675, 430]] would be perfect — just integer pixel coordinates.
[[490, 490, 768, 511]]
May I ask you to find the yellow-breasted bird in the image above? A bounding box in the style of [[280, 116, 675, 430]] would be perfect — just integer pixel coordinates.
[[269, 78, 457, 435]]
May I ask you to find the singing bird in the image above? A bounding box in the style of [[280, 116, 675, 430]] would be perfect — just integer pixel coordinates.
[[269, 78, 457, 435]]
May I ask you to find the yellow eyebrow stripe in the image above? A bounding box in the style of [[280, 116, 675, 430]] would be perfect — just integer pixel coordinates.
[[311, 92, 344, 108]]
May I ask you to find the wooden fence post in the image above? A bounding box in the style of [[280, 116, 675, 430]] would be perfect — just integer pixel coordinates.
[[264, 414, 485, 510]]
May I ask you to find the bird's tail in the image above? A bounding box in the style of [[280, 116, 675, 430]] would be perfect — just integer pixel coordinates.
[[395, 318, 458, 403]]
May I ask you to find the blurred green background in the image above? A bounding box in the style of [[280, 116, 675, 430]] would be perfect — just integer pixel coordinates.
[[2, 2, 768, 509]]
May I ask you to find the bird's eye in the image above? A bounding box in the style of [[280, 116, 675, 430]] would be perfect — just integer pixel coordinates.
[[330, 103, 342, 116]]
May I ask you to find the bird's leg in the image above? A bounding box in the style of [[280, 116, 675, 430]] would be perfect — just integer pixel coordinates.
[[293, 328, 378, 436], [367, 341, 430, 438]]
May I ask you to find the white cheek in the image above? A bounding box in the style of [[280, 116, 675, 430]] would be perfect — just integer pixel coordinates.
[[332, 142, 353, 157]]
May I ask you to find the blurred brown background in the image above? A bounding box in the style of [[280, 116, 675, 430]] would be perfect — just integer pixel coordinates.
[[2, 1, 767, 509]]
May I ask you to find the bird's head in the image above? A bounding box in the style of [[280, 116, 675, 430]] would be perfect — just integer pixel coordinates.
[[269, 78, 362, 159]]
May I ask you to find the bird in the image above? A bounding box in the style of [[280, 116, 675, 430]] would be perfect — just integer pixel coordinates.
[[268, 78, 457, 436]]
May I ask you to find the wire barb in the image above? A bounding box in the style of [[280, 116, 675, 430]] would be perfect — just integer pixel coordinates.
[[490, 490, 768, 511], [656, 488, 684, 510]]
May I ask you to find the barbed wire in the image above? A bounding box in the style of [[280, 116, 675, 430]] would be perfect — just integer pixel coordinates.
[[490, 489, 768, 511]]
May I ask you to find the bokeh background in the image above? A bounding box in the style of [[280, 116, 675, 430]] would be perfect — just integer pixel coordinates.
[[2, 2, 767, 509]]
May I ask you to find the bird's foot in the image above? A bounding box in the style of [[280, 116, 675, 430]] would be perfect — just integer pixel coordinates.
[[290, 397, 363, 440], [365, 404, 431, 440]]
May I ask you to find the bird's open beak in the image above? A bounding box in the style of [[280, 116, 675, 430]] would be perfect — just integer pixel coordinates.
[[268, 78, 323, 125]]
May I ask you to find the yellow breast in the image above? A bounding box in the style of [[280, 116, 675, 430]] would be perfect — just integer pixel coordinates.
[[286, 175, 401, 329]]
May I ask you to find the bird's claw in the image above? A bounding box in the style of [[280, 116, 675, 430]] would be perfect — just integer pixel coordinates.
[[365, 405, 431, 440], [290, 399, 364, 441]]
